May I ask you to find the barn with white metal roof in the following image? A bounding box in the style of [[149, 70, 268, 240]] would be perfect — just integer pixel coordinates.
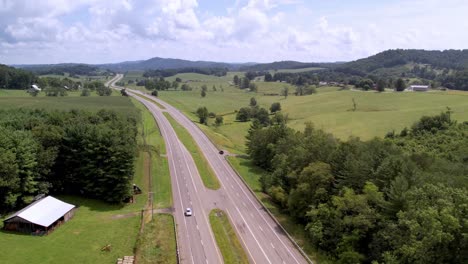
[[3, 196, 76, 235]]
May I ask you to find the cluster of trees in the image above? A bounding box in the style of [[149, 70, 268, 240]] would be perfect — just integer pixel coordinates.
[[143, 67, 227, 78], [0, 64, 36, 89], [246, 111, 467, 263], [33, 78, 112, 97], [0, 109, 138, 212], [143, 77, 172, 91], [195, 106, 223, 126], [233, 74, 258, 91], [235, 99, 282, 125]]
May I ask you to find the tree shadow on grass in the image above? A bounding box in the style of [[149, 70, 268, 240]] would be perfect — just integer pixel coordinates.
[[56, 195, 126, 213]]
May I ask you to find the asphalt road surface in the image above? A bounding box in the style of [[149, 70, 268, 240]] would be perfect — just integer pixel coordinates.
[[110, 74, 310, 264]]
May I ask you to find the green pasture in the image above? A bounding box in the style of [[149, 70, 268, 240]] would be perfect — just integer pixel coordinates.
[[158, 83, 468, 152]]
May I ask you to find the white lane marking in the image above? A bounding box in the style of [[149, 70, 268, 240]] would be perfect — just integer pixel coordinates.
[[242, 202, 247, 207], [226, 209, 258, 264], [196, 225, 199, 230], [170, 119, 223, 264], [233, 205, 273, 264], [271, 243, 275, 249], [180, 145, 199, 194], [132, 95, 197, 264], [156, 107, 276, 264], [201, 240, 204, 246], [135, 91, 302, 264], [259, 226, 264, 232]]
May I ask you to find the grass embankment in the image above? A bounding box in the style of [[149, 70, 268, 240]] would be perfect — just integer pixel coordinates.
[[227, 156, 332, 263], [209, 209, 249, 264], [163, 112, 221, 190], [135, 214, 177, 264], [0, 196, 140, 264], [132, 98, 172, 208]]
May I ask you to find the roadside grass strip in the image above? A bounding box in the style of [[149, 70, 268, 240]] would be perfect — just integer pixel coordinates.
[[209, 209, 249, 264], [163, 112, 221, 190], [135, 214, 177, 264]]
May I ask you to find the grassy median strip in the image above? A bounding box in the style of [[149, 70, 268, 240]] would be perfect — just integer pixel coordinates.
[[135, 214, 177, 264], [163, 112, 221, 190], [209, 209, 249, 264], [133, 92, 166, 110]]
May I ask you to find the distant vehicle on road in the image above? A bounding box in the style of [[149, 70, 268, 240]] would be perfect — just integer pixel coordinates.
[[185, 208, 192, 216]]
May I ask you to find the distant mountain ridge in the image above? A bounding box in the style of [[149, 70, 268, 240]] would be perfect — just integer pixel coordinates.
[[335, 49, 468, 76], [239, 61, 343, 71], [97, 57, 246, 71], [12, 49, 468, 75]]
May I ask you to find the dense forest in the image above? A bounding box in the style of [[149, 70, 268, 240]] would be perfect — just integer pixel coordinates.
[[0, 64, 36, 89], [0, 109, 138, 213], [246, 111, 467, 263], [143, 67, 228, 78]]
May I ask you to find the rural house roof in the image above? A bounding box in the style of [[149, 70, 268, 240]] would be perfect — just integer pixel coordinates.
[[4, 196, 75, 227]]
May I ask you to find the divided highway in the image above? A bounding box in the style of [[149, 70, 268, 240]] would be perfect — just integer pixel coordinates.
[[110, 74, 310, 264]]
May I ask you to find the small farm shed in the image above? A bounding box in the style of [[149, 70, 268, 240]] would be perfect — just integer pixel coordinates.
[[3, 196, 76, 235]]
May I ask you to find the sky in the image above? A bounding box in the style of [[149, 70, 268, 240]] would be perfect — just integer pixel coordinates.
[[1, 0, 467, 64]]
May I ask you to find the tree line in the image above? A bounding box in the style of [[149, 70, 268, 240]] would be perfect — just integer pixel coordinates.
[[245, 110, 467, 263], [143, 67, 227, 78], [21, 64, 107, 76], [0, 109, 138, 213], [0, 64, 36, 89]]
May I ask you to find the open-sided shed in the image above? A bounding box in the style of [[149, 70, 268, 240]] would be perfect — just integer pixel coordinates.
[[3, 196, 76, 235]]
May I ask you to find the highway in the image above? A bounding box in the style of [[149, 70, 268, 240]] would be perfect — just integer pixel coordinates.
[[109, 74, 310, 264]]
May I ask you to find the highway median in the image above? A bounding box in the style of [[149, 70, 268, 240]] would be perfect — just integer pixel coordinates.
[[163, 112, 221, 190]]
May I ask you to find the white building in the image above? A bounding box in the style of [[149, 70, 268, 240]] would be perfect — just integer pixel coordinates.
[[408, 85, 429, 92]]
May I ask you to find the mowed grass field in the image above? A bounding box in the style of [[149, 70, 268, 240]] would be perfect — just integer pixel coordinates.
[[152, 74, 468, 152], [121, 71, 468, 152]]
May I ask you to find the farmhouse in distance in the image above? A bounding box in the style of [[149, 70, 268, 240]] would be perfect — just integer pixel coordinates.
[[3, 196, 76, 235]]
